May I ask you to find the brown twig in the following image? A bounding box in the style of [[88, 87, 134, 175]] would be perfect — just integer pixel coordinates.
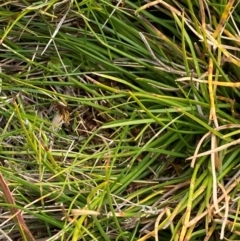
[[0, 172, 36, 241]]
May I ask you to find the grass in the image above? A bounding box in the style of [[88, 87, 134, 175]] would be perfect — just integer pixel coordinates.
[[0, 0, 240, 240]]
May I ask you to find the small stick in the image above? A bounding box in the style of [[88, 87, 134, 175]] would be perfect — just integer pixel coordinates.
[[0, 173, 36, 241]]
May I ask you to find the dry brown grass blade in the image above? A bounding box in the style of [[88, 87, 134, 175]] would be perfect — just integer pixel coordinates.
[[213, 0, 235, 39], [176, 77, 240, 87], [0, 173, 36, 241], [137, 209, 168, 241], [135, 0, 181, 16], [154, 209, 167, 241], [223, 29, 240, 47], [188, 124, 240, 166], [210, 134, 220, 213], [206, 32, 240, 67], [217, 182, 230, 239], [207, 42, 218, 218], [137, 16, 183, 57], [198, 0, 208, 57], [187, 138, 240, 160], [207, 58, 218, 127]]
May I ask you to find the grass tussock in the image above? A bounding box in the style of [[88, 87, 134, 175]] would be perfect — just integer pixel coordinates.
[[0, 0, 240, 240]]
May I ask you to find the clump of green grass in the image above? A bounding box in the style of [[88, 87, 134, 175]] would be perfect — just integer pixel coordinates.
[[0, 0, 240, 240]]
